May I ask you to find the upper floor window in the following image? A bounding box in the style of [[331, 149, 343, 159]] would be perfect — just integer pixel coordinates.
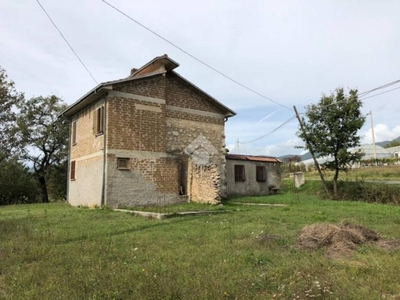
[[234, 165, 245, 182], [71, 121, 77, 145], [94, 106, 104, 135]]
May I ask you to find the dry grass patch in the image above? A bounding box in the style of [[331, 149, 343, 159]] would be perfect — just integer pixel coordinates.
[[298, 222, 400, 258]]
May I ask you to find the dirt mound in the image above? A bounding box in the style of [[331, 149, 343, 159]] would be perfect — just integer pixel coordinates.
[[297, 222, 398, 258]]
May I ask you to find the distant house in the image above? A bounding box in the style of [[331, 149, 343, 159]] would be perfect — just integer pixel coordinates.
[[225, 154, 282, 197], [60, 55, 236, 208]]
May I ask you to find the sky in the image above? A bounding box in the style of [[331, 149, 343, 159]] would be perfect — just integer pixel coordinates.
[[1, 0, 400, 157]]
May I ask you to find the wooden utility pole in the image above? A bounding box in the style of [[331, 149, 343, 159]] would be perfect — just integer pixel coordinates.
[[293, 105, 330, 195]]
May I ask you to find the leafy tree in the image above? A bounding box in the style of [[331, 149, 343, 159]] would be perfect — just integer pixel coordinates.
[[383, 139, 400, 149], [0, 158, 39, 205], [297, 88, 366, 196], [0, 66, 24, 161], [15, 95, 69, 203]]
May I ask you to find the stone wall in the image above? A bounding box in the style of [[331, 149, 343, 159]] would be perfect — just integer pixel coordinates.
[[165, 117, 226, 203]]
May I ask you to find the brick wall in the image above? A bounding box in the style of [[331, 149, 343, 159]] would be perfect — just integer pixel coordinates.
[[166, 73, 225, 114], [113, 76, 166, 99], [105, 153, 182, 207], [70, 99, 105, 160], [106, 96, 166, 152]]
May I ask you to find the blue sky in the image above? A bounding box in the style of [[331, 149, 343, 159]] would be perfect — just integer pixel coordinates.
[[1, 0, 400, 156]]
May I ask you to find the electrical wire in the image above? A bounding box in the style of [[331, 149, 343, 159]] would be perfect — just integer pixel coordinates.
[[360, 86, 400, 101], [36, 0, 98, 84], [239, 115, 297, 144], [101, 0, 291, 111], [359, 79, 400, 98]]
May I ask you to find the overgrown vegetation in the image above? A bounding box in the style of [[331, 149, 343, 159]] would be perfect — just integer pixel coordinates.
[[290, 178, 400, 205], [1, 189, 400, 299]]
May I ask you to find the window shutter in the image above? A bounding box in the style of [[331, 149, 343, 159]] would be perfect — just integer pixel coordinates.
[[93, 110, 97, 135], [70, 161, 76, 180]]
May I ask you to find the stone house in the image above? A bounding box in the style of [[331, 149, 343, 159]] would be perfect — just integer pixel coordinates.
[[61, 55, 235, 208], [225, 154, 282, 197]]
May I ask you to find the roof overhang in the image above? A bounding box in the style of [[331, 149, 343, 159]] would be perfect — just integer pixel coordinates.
[[60, 84, 112, 119], [226, 154, 282, 163]]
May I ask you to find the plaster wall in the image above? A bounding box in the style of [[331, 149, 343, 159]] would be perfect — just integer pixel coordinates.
[[68, 153, 103, 207], [226, 159, 281, 197]]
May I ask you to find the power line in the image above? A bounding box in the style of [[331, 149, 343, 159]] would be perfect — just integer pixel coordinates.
[[360, 86, 400, 101], [36, 0, 98, 84], [239, 115, 297, 144], [359, 79, 400, 98], [101, 0, 291, 111]]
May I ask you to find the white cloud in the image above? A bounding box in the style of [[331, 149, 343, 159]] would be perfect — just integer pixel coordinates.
[[362, 124, 400, 144]]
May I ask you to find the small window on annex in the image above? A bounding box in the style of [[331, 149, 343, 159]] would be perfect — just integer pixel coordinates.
[[70, 161, 76, 180], [94, 106, 104, 135], [234, 165, 245, 182], [72, 121, 77, 145], [256, 166, 266, 182], [117, 158, 129, 170]]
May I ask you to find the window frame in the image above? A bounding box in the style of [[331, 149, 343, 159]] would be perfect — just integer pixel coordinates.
[[234, 165, 246, 182], [256, 166, 267, 182], [117, 158, 130, 170]]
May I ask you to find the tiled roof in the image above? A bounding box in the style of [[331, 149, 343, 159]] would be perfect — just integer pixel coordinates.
[[226, 154, 281, 163]]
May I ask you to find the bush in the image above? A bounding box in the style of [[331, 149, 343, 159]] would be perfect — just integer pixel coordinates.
[[334, 181, 400, 204], [286, 179, 400, 205], [0, 159, 39, 205]]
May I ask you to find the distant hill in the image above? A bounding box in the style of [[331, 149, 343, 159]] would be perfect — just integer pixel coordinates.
[[278, 152, 314, 161], [376, 136, 400, 148]]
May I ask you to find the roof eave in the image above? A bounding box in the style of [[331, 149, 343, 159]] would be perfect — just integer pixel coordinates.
[[60, 84, 112, 119]]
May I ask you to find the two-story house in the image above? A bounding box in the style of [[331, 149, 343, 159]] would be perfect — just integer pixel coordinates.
[[61, 55, 236, 208]]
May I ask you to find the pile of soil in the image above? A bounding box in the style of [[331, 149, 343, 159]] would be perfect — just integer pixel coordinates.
[[297, 222, 400, 258]]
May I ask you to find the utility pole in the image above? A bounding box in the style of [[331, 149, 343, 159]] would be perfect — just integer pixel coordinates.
[[293, 105, 330, 195], [368, 111, 377, 165]]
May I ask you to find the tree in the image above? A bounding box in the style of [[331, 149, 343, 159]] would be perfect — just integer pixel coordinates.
[[15, 95, 69, 203], [0, 66, 24, 162], [297, 88, 366, 196]]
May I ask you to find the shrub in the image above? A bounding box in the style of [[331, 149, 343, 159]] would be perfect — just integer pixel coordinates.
[[0, 159, 39, 205]]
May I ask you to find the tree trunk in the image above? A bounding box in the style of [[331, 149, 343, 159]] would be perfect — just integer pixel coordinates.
[[333, 169, 339, 198], [38, 175, 49, 203]]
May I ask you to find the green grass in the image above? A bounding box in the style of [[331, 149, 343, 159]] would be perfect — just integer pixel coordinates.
[[1, 189, 400, 299], [302, 165, 400, 181]]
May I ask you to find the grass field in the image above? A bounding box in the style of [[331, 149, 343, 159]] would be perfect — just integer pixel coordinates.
[[1, 182, 400, 299], [302, 165, 400, 182]]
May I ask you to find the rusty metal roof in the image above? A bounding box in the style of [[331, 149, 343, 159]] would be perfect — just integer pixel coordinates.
[[226, 154, 282, 163]]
